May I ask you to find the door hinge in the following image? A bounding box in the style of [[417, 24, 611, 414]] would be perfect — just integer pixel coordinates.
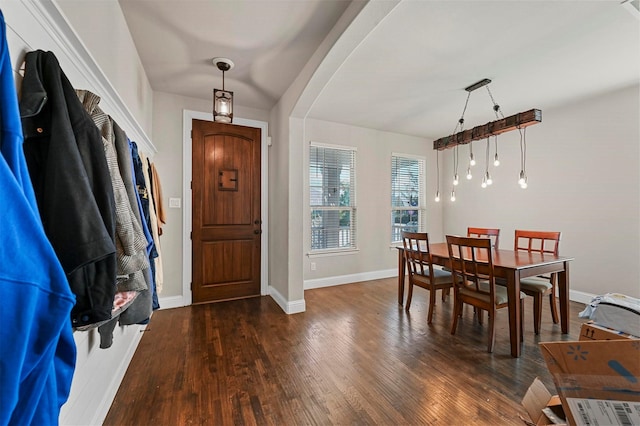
[[190, 282, 192, 290], [190, 129, 193, 139], [190, 231, 192, 240]]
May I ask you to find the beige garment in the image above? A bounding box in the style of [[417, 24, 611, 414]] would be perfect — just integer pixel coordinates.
[[76, 90, 149, 291], [151, 162, 166, 234], [140, 152, 164, 292]]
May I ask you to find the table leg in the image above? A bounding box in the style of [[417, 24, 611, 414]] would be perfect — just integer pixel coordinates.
[[558, 261, 570, 334], [507, 270, 522, 358], [398, 249, 405, 306]]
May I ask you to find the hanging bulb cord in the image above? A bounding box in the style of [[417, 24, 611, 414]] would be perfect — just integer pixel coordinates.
[[449, 91, 471, 178], [453, 145, 459, 176], [519, 127, 527, 173], [436, 150, 440, 188], [485, 137, 490, 174]]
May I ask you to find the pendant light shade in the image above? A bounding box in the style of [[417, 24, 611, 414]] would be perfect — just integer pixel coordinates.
[[212, 57, 234, 123]]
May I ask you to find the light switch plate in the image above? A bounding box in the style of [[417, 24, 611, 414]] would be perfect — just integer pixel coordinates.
[[169, 197, 181, 208]]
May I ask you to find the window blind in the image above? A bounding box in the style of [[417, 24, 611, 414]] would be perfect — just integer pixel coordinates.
[[310, 144, 357, 251], [391, 154, 425, 243]]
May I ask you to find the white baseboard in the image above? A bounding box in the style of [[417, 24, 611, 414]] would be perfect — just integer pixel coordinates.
[[304, 268, 397, 290], [569, 289, 596, 305], [158, 295, 186, 310], [269, 285, 306, 314]]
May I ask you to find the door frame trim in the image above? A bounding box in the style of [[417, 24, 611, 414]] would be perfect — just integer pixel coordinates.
[[182, 110, 269, 306]]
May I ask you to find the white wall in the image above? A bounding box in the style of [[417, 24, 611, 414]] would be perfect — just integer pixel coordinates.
[[441, 84, 640, 300], [302, 118, 443, 286], [269, 0, 396, 308], [54, 0, 153, 138]]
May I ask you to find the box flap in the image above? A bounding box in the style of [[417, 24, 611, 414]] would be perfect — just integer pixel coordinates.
[[522, 378, 553, 425]]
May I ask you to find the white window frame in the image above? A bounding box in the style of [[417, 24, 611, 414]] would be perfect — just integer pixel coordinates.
[[391, 153, 426, 244], [309, 142, 357, 254]]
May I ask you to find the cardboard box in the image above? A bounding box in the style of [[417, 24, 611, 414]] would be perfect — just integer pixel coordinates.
[[579, 321, 639, 341], [521, 378, 566, 425], [539, 340, 640, 425]]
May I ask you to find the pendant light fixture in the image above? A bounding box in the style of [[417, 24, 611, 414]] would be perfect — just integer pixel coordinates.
[[433, 78, 541, 150], [484, 137, 493, 187], [469, 143, 476, 167], [212, 57, 234, 123], [445, 92, 471, 202], [518, 127, 528, 189], [432, 78, 541, 195]]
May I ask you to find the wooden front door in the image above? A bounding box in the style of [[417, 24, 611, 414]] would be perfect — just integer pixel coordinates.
[[192, 119, 261, 303]]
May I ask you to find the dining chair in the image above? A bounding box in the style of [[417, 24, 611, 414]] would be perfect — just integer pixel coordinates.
[[513, 229, 562, 335], [446, 235, 526, 353], [401, 231, 454, 324], [464, 227, 501, 321], [467, 227, 501, 249]]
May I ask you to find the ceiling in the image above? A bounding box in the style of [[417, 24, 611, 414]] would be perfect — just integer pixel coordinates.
[[118, 0, 640, 141]]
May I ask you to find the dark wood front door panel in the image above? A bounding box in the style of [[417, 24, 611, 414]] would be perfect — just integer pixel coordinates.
[[192, 119, 261, 304]]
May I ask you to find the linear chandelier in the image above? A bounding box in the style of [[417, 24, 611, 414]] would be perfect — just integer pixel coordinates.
[[433, 108, 541, 150], [433, 78, 541, 202]]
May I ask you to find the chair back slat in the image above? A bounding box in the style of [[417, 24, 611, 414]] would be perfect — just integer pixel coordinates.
[[402, 231, 434, 279], [514, 230, 561, 256], [467, 227, 500, 249], [446, 235, 495, 301]]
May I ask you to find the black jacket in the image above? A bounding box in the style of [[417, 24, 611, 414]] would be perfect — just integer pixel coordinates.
[[20, 50, 116, 327]]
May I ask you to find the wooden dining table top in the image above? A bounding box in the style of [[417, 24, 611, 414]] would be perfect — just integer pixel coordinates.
[[424, 242, 574, 270]]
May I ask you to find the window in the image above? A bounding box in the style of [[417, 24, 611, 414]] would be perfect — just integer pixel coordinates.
[[309, 144, 356, 252], [391, 154, 425, 243]]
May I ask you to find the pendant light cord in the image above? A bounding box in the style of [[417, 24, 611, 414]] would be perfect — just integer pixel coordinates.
[[519, 127, 527, 173], [436, 150, 440, 187], [485, 137, 490, 174]]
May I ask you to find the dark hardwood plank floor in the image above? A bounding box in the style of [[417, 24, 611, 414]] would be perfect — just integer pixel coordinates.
[[104, 278, 587, 425]]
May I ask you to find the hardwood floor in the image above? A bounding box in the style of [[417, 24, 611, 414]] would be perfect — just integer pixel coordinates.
[[104, 278, 587, 425]]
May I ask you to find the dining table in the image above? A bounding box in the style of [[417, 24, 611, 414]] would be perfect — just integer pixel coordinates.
[[396, 242, 574, 358]]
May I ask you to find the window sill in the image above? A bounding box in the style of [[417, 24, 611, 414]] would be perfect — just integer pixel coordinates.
[[307, 248, 360, 258]]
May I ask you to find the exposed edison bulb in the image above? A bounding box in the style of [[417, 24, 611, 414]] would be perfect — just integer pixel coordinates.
[[494, 153, 500, 167], [469, 152, 476, 166], [435, 191, 440, 202], [486, 171, 493, 186], [520, 180, 528, 189], [481, 175, 487, 188], [518, 170, 527, 186], [453, 174, 459, 186], [466, 167, 472, 180], [450, 189, 456, 202]]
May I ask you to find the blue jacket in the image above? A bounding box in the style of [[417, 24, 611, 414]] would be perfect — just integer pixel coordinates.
[[0, 10, 76, 425]]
